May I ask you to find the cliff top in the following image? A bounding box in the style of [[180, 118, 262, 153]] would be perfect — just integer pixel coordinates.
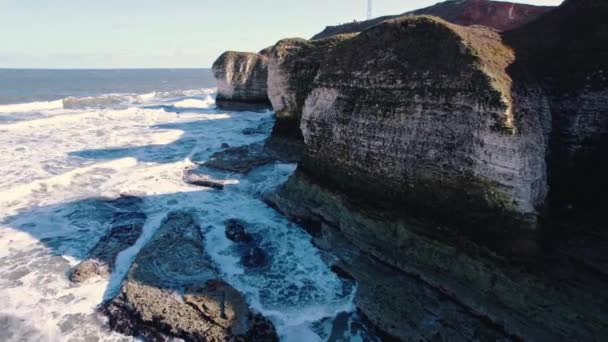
[[312, 0, 555, 40]]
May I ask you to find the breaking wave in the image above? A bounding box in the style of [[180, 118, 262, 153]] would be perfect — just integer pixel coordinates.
[[0, 88, 217, 113]]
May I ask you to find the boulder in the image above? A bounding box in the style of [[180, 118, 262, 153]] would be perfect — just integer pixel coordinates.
[[224, 219, 270, 270], [212, 51, 271, 111], [204, 139, 302, 174], [204, 142, 275, 173], [183, 168, 226, 190], [102, 212, 277, 341], [225, 219, 253, 243]]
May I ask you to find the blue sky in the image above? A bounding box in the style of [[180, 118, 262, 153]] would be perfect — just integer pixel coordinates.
[[0, 0, 562, 69]]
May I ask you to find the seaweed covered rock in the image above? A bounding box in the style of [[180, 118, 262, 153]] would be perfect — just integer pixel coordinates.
[[301, 16, 550, 236], [102, 212, 277, 341], [212, 51, 271, 111], [266, 170, 608, 341]]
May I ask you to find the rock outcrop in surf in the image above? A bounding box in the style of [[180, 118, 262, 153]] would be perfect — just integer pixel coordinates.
[[70, 196, 145, 283], [102, 212, 278, 341], [212, 51, 272, 111]]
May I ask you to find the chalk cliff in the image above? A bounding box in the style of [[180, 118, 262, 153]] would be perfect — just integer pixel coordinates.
[[212, 51, 271, 110], [301, 16, 550, 236], [266, 35, 354, 139], [211, 0, 608, 339]]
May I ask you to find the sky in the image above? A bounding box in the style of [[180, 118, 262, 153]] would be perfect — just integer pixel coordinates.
[[0, 0, 563, 69]]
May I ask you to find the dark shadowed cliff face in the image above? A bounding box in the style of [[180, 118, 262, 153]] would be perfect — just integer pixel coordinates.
[[301, 16, 550, 235], [266, 35, 354, 140], [504, 0, 608, 215], [312, 0, 555, 40], [212, 51, 271, 110]]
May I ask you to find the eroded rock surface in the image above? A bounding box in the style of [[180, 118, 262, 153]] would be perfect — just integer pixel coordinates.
[[301, 16, 549, 235], [69, 196, 145, 283], [504, 0, 608, 215], [102, 212, 277, 341], [212, 51, 271, 111], [267, 35, 354, 140], [204, 139, 301, 174], [266, 171, 608, 341]]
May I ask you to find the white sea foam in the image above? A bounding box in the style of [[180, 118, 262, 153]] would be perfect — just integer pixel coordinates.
[[0, 100, 64, 113], [0, 88, 217, 117], [172, 95, 216, 109], [0, 87, 359, 341]]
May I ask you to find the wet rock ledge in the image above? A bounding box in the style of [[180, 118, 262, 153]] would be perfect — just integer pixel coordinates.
[[101, 212, 278, 342]]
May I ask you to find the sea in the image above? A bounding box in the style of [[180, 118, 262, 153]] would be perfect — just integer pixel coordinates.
[[0, 69, 378, 341]]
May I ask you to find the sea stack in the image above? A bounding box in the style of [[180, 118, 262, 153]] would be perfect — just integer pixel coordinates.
[[212, 50, 272, 111]]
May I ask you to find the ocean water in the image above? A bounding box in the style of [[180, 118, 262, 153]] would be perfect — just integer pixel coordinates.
[[0, 70, 378, 341]]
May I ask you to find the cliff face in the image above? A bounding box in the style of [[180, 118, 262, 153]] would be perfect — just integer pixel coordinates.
[[312, 0, 554, 40], [301, 16, 550, 234], [504, 0, 608, 213], [208, 0, 607, 339], [266, 35, 353, 139], [211, 51, 271, 110]]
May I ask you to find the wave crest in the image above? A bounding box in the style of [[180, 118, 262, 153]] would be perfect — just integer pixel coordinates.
[[0, 88, 217, 113]]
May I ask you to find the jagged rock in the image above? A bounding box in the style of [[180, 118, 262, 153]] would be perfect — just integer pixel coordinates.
[[312, 0, 555, 40], [204, 139, 302, 174], [212, 51, 271, 111], [225, 219, 253, 243], [224, 219, 270, 270], [70, 196, 146, 283], [267, 35, 355, 140], [205, 142, 275, 173], [183, 168, 226, 190], [301, 16, 549, 234], [69, 259, 109, 283], [102, 212, 278, 341]]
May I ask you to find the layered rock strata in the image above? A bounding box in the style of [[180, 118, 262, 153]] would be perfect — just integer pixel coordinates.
[[504, 0, 608, 214], [266, 35, 355, 140], [265, 171, 608, 341], [102, 212, 277, 341], [301, 16, 550, 237], [212, 51, 271, 111]]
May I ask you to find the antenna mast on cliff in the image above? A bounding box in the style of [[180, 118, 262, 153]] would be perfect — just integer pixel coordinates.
[[367, 0, 373, 20]]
